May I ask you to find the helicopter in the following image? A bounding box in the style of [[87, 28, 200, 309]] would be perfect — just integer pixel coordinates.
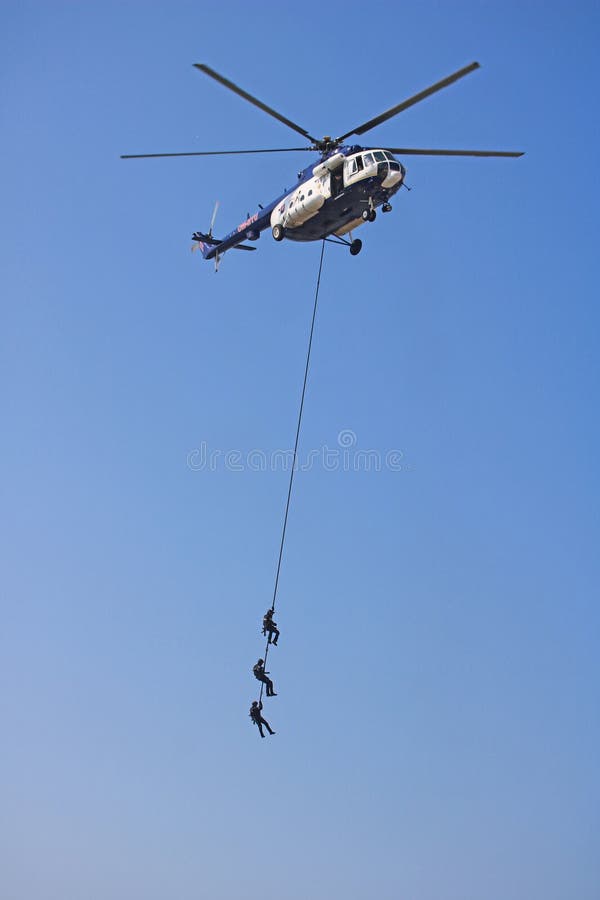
[[121, 62, 523, 270]]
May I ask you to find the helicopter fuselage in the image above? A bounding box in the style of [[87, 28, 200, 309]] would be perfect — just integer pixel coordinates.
[[195, 145, 405, 261]]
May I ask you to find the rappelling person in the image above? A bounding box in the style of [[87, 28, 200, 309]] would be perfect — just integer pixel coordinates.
[[249, 700, 275, 738], [253, 659, 277, 696], [262, 608, 280, 646]]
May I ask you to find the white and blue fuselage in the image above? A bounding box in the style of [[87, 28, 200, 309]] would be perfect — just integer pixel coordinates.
[[197, 146, 405, 260]]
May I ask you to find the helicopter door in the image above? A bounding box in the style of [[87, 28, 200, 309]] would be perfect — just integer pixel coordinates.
[[330, 168, 344, 199]]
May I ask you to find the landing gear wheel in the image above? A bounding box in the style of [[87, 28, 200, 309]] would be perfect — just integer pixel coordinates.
[[382, 203, 392, 213], [350, 239, 363, 256], [272, 224, 285, 242], [361, 209, 370, 222], [368, 209, 377, 222]]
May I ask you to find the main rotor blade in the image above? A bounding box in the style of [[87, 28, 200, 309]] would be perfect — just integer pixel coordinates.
[[337, 62, 481, 142], [120, 147, 311, 159], [194, 63, 320, 144], [383, 147, 524, 157]]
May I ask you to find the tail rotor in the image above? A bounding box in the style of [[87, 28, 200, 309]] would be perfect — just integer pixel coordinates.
[[192, 199, 222, 270]]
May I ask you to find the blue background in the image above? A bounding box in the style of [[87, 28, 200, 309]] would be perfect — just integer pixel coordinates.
[[2, 2, 599, 898]]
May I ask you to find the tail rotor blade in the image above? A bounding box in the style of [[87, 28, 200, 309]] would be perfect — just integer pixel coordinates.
[[209, 200, 220, 237]]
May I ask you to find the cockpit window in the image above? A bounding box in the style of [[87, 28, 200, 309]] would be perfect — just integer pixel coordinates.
[[363, 152, 374, 166], [374, 151, 386, 162], [348, 154, 365, 175], [384, 151, 396, 161]]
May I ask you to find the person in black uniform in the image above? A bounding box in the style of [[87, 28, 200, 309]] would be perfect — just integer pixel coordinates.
[[253, 658, 277, 696], [249, 700, 275, 738], [262, 608, 280, 646]]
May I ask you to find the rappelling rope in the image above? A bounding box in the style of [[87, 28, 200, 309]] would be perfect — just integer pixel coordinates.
[[257, 239, 326, 703]]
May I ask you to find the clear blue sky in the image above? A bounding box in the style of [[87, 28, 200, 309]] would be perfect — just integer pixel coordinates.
[[2, 3, 599, 899]]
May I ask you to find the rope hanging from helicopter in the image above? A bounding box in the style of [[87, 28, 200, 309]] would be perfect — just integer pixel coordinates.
[[255, 240, 326, 704]]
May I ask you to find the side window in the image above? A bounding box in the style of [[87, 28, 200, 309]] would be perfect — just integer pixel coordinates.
[[348, 158, 357, 175], [356, 155, 364, 171], [363, 152, 374, 166]]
